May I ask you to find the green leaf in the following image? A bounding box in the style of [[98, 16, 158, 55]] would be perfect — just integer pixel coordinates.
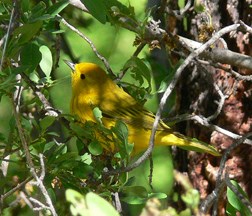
[[12, 21, 43, 44], [122, 186, 148, 198], [148, 193, 167, 200], [43, 141, 55, 153], [53, 152, 79, 165], [29, 2, 47, 21], [121, 195, 146, 205], [73, 163, 93, 178], [85, 192, 119, 216], [66, 190, 119, 216], [39, 45, 53, 77], [20, 43, 42, 72], [40, 116, 55, 132], [93, 107, 103, 124], [66, 189, 86, 216], [226, 180, 251, 215], [88, 140, 103, 156], [47, 188, 57, 204], [81, 0, 107, 24], [112, 120, 133, 156], [70, 121, 95, 138], [181, 189, 200, 208], [114, 120, 128, 142], [124, 56, 152, 88], [47, 0, 69, 17]]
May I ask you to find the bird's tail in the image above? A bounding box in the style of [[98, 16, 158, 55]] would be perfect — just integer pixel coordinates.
[[156, 130, 221, 156]]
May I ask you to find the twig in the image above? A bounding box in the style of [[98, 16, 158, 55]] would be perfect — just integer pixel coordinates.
[[20, 72, 59, 117], [0, 177, 32, 203], [11, 98, 58, 216], [0, 2, 15, 70], [224, 170, 252, 214], [57, 15, 114, 77], [212, 132, 252, 216], [117, 43, 146, 80], [29, 197, 51, 211], [20, 191, 34, 209], [39, 154, 45, 181], [165, 0, 192, 19], [190, 115, 252, 145], [197, 59, 252, 81], [166, 113, 252, 146], [207, 83, 227, 121], [111, 192, 122, 213], [200, 181, 226, 214], [148, 154, 153, 190], [178, 35, 252, 72], [200, 133, 252, 214], [239, 20, 252, 34]]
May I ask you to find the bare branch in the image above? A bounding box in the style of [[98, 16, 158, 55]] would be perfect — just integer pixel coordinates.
[[0, 2, 15, 70], [239, 20, 252, 34], [0, 177, 32, 203], [178, 35, 252, 72], [191, 115, 252, 145], [212, 132, 252, 215], [200, 133, 252, 214], [206, 83, 227, 121], [112, 192, 122, 214], [29, 197, 51, 211], [20, 72, 59, 117], [224, 171, 252, 214], [11, 98, 58, 216], [57, 15, 114, 77]]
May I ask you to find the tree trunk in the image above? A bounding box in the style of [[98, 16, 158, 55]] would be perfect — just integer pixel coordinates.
[[176, 0, 252, 215]]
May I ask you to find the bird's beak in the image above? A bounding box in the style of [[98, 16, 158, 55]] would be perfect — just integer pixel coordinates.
[[64, 60, 76, 71]]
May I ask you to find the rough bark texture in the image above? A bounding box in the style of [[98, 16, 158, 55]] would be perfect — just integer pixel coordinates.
[[176, 0, 252, 215]]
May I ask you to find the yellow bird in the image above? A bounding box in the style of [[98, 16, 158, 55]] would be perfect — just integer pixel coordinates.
[[66, 61, 220, 156]]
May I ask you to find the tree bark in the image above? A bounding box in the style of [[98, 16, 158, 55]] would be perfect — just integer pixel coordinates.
[[176, 0, 252, 215]]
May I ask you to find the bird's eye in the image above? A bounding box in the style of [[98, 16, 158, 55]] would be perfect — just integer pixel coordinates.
[[80, 74, 86, 79]]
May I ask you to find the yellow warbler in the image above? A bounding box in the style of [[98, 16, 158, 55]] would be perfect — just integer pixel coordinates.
[[66, 61, 220, 156]]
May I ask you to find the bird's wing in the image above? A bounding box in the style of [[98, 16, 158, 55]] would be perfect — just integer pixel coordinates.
[[98, 90, 170, 131]]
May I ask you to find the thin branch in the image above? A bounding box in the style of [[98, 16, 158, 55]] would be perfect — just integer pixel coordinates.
[[197, 59, 252, 81], [20, 72, 59, 117], [0, 177, 32, 203], [224, 171, 252, 214], [57, 15, 114, 77], [39, 154, 45, 181], [239, 20, 252, 34], [0, 2, 15, 70], [200, 133, 252, 214], [111, 192, 122, 214], [117, 43, 146, 80], [190, 114, 252, 145], [19, 191, 34, 209], [165, 0, 192, 19], [207, 83, 227, 121], [212, 132, 252, 216], [178, 35, 252, 72], [11, 98, 58, 216], [200, 181, 226, 214], [29, 197, 51, 211]]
